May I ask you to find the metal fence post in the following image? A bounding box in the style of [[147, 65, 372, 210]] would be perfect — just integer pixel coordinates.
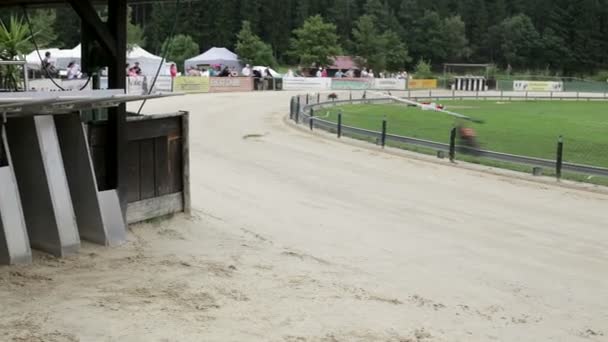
[[381, 117, 387, 148], [306, 94, 309, 105], [290, 97, 294, 120], [349, 91, 352, 101], [337, 111, 342, 138], [449, 127, 457, 162], [556, 136, 563, 180], [309, 108, 314, 131], [295, 96, 300, 122], [317, 93, 320, 103]]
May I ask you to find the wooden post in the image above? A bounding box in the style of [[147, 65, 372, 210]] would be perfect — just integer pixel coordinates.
[[107, 0, 128, 217]]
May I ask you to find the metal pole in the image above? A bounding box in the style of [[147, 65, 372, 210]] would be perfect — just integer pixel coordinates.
[[306, 94, 309, 105], [296, 96, 301, 122], [349, 91, 352, 101], [381, 117, 387, 148], [449, 127, 456, 162], [317, 93, 320, 103], [556, 136, 564, 180], [310, 108, 314, 131], [337, 111, 342, 138]]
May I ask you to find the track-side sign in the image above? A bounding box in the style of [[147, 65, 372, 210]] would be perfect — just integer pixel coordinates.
[[283, 77, 331, 90], [373, 79, 406, 90], [514, 81, 563, 92], [331, 78, 373, 90], [407, 79, 437, 89], [173, 76, 210, 93]]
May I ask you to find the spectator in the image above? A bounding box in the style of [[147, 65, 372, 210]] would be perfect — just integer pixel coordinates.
[[42, 51, 57, 75], [201, 68, 209, 77], [219, 66, 231, 77], [368, 69, 375, 78], [321, 68, 328, 78], [346, 69, 355, 78], [129, 62, 142, 76], [316, 67, 322, 78], [187, 66, 201, 76], [335, 69, 344, 78], [170, 63, 178, 78], [66, 61, 82, 79], [286, 68, 295, 77], [242, 64, 252, 76], [361, 68, 369, 78]]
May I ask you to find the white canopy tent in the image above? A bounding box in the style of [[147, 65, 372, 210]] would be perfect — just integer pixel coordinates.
[[184, 47, 241, 71], [24, 45, 173, 76]]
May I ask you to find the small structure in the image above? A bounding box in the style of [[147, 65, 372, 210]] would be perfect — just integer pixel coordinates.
[[185, 47, 241, 71], [453, 76, 488, 91], [327, 56, 359, 77]]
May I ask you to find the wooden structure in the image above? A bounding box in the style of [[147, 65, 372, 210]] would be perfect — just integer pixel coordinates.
[[88, 112, 190, 224], [0, 1, 188, 265]]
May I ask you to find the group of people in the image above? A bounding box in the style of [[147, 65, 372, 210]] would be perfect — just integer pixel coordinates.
[[41, 51, 82, 80]]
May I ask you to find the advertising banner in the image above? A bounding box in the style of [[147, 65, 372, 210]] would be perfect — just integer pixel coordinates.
[[407, 79, 437, 89], [283, 77, 332, 90], [127, 76, 147, 94], [513, 80, 563, 92], [173, 76, 210, 93], [373, 79, 406, 90], [331, 78, 373, 90], [209, 77, 254, 92]]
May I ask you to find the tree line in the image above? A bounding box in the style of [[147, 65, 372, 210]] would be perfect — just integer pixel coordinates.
[[3, 0, 608, 76]]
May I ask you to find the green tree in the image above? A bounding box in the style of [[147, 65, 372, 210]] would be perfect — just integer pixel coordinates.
[[52, 6, 80, 48], [288, 15, 342, 67], [411, 10, 444, 62], [29, 10, 57, 48], [383, 30, 411, 71], [0, 17, 33, 89], [127, 7, 146, 51], [441, 15, 469, 61], [496, 14, 541, 67], [163, 34, 199, 72], [235, 21, 276, 67], [352, 15, 385, 71], [413, 58, 433, 78]]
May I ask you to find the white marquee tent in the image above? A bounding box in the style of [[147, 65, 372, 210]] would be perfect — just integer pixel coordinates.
[[184, 47, 241, 70], [24, 45, 173, 76]]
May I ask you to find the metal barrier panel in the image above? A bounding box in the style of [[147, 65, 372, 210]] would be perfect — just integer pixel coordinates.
[[55, 113, 126, 246], [6, 116, 80, 257], [0, 126, 31, 264]]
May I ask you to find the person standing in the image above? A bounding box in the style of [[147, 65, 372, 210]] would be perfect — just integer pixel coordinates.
[[66, 61, 82, 79], [321, 68, 328, 78], [316, 67, 322, 78], [241, 64, 251, 76], [170, 64, 178, 78], [42, 51, 57, 76]]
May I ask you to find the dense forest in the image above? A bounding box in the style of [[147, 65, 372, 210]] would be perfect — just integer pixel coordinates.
[[4, 0, 608, 75]]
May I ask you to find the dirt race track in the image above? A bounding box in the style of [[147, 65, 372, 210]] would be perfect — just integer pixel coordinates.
[[1, 91, 607, 342]]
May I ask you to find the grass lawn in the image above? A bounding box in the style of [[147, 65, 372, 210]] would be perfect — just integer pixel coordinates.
[[321, 100, 608, 168]]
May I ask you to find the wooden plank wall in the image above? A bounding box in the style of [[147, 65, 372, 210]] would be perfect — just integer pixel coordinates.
[[87, 113, 184, 203]]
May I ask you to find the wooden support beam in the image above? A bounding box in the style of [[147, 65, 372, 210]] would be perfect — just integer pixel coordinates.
[[106, 0, 129, 217], [67, 0, 117, 57]]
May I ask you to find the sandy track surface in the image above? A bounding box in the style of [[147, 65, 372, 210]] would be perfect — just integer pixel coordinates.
[[1, 91, 607, 342]]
